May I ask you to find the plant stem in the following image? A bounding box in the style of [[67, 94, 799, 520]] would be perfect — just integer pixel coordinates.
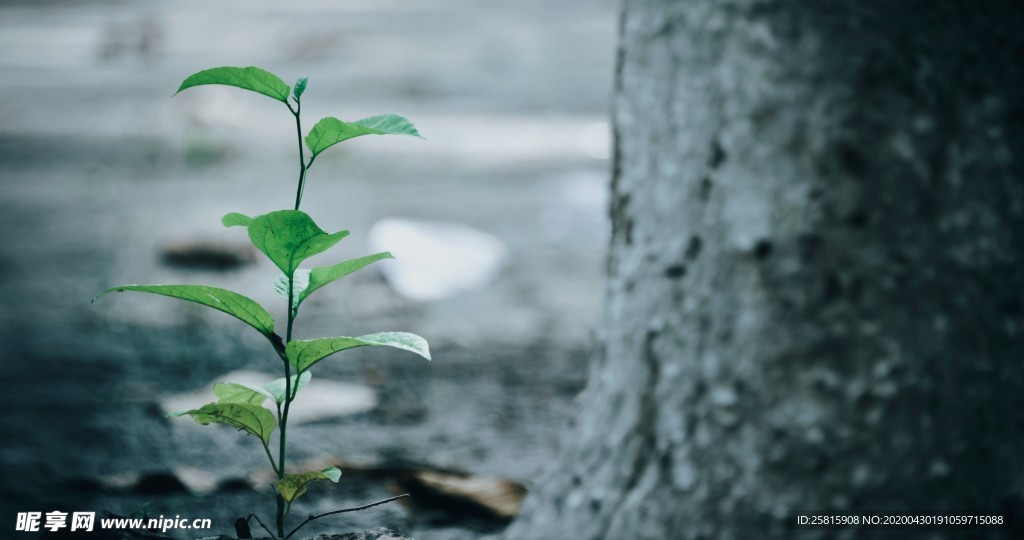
[[290, 100, 307, 211], [284, 494, 411, 539], [275, 275, 297, 539], [278, 96, 304, 539]]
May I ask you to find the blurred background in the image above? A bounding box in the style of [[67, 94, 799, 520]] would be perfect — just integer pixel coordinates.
[[0, 0, 618, 538]]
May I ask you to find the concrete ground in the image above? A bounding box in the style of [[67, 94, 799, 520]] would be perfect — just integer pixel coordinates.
[[0, 1, 616, 538]]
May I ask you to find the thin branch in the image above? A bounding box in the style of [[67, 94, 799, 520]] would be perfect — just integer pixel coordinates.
[[246, 513, 275, 539], [284, 494, 410, 539], [262, 444, 279, 476]]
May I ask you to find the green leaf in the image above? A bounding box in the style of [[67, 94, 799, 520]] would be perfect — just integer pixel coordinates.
[[263, 371, 312, 404], [319, 466, 342, 482], [93, 285, 274, 336], [248, 210, 349, 276], [293, 76, 308, 100], [213, 382, 274, 406], [273, 269, 310, 308], [176, 66, 290, 103], [222, 212, 253, 228], [298, 252, 393, 307], [274, 467, 341, 504], [287, 332, 431, 373], [305, 114, 422, 158], [172, 403, 276, 448], [276, 254, 392, 309]]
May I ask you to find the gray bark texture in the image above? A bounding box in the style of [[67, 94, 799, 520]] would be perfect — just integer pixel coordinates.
[[506, 1, 1024, 539]]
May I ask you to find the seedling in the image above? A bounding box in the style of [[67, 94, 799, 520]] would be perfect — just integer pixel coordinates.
[[93, 66, 430, 539]]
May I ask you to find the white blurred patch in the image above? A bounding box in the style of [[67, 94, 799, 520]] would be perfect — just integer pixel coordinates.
[[539, 168, 609, 244], [581, 121, 611, 160], [369, 218, 507, 301], [162, 370, 377, 425], [342, 115, 612, 165]]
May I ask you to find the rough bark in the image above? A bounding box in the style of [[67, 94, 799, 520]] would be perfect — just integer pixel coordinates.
[[507, 1, 1024, 538]]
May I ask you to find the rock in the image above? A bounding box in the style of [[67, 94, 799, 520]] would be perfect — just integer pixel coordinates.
[[132, 471, 191, 495], [160, 240, 254, 271], [399, 470, 527, 521], [368, 218, 507, 301], [173, 465, 220, 495], [284, 378, 377, 424]]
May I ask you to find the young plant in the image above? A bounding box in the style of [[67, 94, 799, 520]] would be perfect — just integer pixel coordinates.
[[93, 66, 430, 539]]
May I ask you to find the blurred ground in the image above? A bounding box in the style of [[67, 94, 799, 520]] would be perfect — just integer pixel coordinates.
[[0, 1, 616, 538]]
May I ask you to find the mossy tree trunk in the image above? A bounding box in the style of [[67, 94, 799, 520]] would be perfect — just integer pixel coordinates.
[[507, 1, 1024, 538]]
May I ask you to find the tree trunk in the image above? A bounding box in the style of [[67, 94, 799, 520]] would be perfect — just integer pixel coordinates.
[[507, 1, 1024, 538]]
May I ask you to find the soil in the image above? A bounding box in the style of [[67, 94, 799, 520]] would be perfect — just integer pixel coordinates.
[[0, 1, 616, 538]]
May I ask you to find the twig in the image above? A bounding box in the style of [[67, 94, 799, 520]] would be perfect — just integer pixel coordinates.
[[284, 494, 410, 539], [246, 512, 276, 539]]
